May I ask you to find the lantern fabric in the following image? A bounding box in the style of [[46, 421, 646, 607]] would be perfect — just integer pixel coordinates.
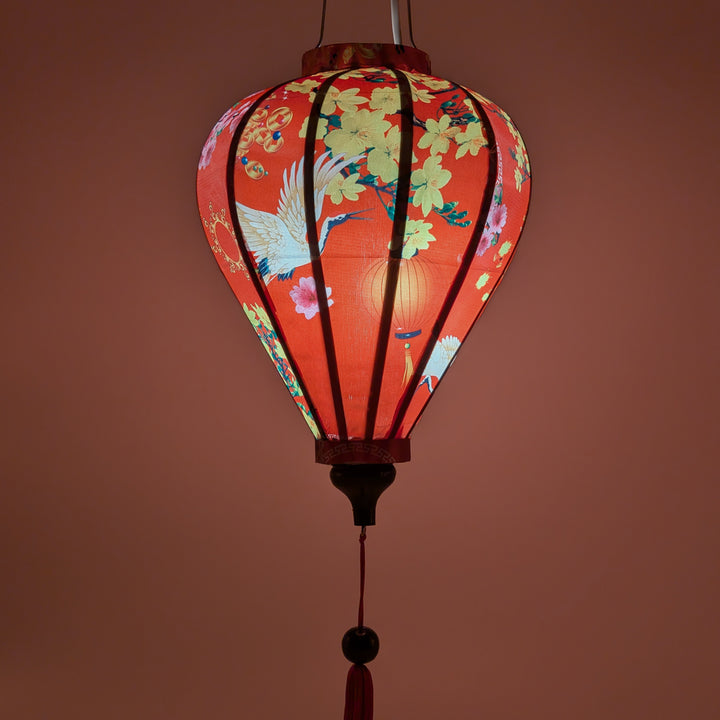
[[196, 43, 531, 464]]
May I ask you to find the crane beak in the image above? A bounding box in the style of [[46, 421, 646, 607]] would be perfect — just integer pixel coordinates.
[[344, 209, 372, 221]]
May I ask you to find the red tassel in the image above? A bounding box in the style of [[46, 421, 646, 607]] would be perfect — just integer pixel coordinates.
[[344, 663, 373, 720]]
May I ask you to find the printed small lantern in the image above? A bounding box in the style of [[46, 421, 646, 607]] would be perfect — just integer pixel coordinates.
[[197, 3, 530, 716]]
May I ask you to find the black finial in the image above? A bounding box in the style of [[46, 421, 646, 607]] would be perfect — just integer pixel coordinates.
[[330, 464, 396, 526]]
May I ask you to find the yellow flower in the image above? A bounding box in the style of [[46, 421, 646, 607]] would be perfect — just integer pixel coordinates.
[[325, 108, 391, 157], [369, 86, 400, 115], [418, 114, 458, 156], [410, 82, 433, 104], [327, 172, 366, 204], [475, 272, 490, 289], [299, 115, 328, 139], [400, 219, 436, 258], [366, 125, 401, 183], [411, 155, 452, 216], [285, 78, 320, 95], [514, 166, 524, 191], [515, 138, 529, 166], [321, 87, 368, 114], [498, 241, 513, 257], [455, 121, 488, 158], [342, 69, 380, 80], [406, 73, 451, 92]]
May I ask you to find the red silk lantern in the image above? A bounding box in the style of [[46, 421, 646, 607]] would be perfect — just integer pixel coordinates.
[[197, 43, 530, 465], [197, 26, 530, 720]]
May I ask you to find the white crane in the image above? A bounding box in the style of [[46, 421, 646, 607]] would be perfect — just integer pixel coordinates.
[[420, 335, 462, 392], [235, 151, 367, 282]]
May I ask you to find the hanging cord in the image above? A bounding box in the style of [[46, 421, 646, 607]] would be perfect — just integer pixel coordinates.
[[358, 526, 367, 628], [390, 0, 402, 45], [391, 0, 418, 48], [315, 0, 327, 47], [316, 0, 417, 49], [343, 526, 376, 720]]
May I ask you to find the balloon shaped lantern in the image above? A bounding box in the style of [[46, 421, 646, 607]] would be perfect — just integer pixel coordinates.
[[197, 2, 530, 717]]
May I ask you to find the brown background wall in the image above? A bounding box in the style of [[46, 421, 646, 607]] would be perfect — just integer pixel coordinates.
[[1, 0, 718, 718]]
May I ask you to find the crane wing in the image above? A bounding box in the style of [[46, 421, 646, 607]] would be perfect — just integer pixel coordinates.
[[235, 202, 288, 278], [313, 151, 363, 220], [276, 160, 307, 245]]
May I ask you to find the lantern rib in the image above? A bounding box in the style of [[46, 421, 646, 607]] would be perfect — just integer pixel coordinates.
[[303, 71, 351, 440], [400, 97, 533, 439], [225, 82, 327, 437], [363, 69, 415, 440], [387, 84, 499, 438]]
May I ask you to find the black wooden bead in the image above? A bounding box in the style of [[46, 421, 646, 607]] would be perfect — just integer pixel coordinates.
[[341, 626, 379, 664]]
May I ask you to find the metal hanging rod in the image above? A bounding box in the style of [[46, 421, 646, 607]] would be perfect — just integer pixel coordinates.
[[316, 0, 417, 48]]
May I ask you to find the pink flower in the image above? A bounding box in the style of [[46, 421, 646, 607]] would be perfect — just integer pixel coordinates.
[[487, 202, 507, 235], [289, 276, 333, 319], [215, 104, 243, 135], [476, 228, 492, 257], [199, 100, 253, 169], [198, 132, 217, 169]]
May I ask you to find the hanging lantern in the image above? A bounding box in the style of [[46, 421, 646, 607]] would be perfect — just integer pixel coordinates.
[[197, 2, 530, 716]]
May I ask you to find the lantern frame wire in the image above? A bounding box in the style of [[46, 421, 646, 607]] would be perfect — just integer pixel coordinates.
[[388, 90, 499, 436], [304, 72, 351, 438], [364, 70, 413, 439], [226, 81, 329, 436]]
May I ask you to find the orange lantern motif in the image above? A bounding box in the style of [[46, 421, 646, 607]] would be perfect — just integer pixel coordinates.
[[363, 253, 436, 388], [197, 4, 530, 716]]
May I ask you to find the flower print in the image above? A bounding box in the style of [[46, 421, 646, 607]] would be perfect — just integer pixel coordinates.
[[199, 99, 253, 169], [487, 202, 507, 235], [422, 77, 451, 91], [217, 103, 246, 135], [498, 241, 513, 258], [366, 125, 401, 183], [327, 172, 366, 204], [411, 155, 452, 216], [420, 335, 461, 392], [476, 227, 493, 257], [405, 73, 452, 92], [400, 219, 436, 259], [369, 86, 400, 115], [514, 166, 524, 190], [477, 97, 530, 192], [475, 272, 490, 290], [321, 87, 369, 114], [199, 132, 217, 169], [242, 302, 320, 439], [454, 120, 487, 159], [289, 276, 334, 319], [418, 114, 457, 156], [410, 83, 433, 103], [325, 108, 391, 157], [342, 69, 372, 79], [404, 74, 436, 103], [509, 129, 530, 191], [299, 115, 329, 139], [285, 78, 321, 95]]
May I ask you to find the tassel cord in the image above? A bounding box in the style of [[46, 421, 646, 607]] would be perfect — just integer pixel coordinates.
[[358, 526, 366, 629]]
